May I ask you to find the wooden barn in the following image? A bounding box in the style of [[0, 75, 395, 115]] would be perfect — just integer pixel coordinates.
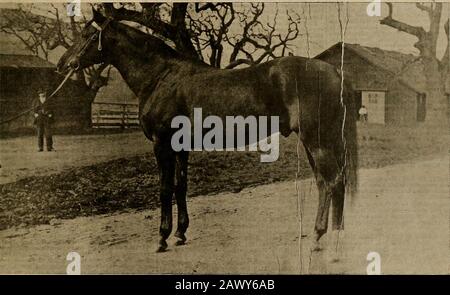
[[316, 43, 427, 125], [0, 53, 92, 134]]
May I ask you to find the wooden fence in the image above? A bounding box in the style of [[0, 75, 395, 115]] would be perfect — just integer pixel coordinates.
[[91, 102, 140, 128]]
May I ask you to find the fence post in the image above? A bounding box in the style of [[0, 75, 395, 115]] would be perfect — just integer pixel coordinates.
[[124, 104, 128, 128], [121, 104, 125, 129]]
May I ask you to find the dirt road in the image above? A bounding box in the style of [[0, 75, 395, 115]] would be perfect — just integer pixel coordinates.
[[1, 156, 448, 274]]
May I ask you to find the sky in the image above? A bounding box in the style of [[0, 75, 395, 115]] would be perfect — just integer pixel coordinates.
[[1, 2, 448, 64], [276, 2, 449, 58]]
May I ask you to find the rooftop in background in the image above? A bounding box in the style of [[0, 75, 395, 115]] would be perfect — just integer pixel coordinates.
[[316, 42, 427, 94], [0, 54, 55, 69], [0, 8, 136, 104]]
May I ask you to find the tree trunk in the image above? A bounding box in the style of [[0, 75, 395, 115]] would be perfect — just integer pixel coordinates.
[[423, 57, 449, 128], [379, 3, 449, 128]]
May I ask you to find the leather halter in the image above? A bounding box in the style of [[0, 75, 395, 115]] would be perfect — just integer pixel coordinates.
[[75, 18, 113, 68]]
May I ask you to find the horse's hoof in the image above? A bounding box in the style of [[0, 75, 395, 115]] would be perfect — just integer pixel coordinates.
[[330, 256, 340, 263], [175, 239, 186, 246], [156, 240, 168, 253], [174, 232, 187, 246], [311, 240, 323, 252], [313, 231, 324, 242], [156, 246, 166, 253]]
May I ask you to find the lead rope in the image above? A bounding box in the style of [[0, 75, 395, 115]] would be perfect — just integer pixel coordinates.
[[48, 69, 75, 98], [1, 20, 110, 126], [0, 68, 74, 125], [335, 2, 349, 256]]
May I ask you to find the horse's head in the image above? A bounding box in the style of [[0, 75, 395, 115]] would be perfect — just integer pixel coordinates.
[[57, 9, 114, 74]]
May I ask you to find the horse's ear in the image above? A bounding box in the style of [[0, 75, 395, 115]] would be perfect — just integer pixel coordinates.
[[92, 7, 106, 23]]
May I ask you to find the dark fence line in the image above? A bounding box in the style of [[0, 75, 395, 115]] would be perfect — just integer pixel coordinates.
[[91, 102, 139, 129]]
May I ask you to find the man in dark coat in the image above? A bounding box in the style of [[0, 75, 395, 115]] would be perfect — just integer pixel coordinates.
[[33, 88, 54, 152]]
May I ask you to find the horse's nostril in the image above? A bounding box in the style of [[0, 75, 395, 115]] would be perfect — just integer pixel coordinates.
[[55, 64, 64, 74], [68, 59, 80, 71]]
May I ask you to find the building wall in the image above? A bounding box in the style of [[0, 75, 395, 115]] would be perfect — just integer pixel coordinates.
[[385, 81, 418, 125], [318, 49, 418, 126], [361, 90, 386, 124]]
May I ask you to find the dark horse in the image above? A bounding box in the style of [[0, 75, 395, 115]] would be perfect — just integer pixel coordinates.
[[57, 10, 358, 252]]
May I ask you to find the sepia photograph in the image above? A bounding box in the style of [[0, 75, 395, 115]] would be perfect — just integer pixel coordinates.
[[0, 0, 448, 279]]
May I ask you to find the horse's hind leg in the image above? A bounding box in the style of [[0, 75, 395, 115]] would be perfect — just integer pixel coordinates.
[[304, 146, 339, 250], [329, 177, 345, 261], [174, 151, 189, 246], [331, 178, 345, 231], [154, 139, 176, 252]]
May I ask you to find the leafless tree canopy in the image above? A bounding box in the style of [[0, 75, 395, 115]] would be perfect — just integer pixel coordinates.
[[1, 2, 303, 98], [0, 4, 111, 95], [101, 2, 302, 69]]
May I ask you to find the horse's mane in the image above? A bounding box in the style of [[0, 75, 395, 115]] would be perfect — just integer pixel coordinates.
[[112, 21, 182, 59]]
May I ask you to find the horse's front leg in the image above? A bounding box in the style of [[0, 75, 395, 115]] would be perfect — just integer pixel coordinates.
[[174, 151, 189, 246], [154, 139, 176, 252]]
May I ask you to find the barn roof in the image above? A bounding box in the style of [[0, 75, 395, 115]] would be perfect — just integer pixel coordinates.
[[0, 54, 55, 69], [316, 42, 427, 94]]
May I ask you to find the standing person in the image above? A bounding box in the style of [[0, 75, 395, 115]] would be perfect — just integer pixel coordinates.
[[358, 105, 368, 122], [33, 88, 54, 152]]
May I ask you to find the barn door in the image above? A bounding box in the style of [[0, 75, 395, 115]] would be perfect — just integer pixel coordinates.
[[361, 91, 385, 124], [416, 93, 426, 122]]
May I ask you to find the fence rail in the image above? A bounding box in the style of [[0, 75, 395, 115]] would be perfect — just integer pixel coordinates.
[[91, 102, 140, 129]]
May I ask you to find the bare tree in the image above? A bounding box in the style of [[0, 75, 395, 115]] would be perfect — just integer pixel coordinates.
[[0, 4, 112, 98], [102, 3, 199, 59], [223, 3, 301, 69], [1, 2, 302, 108], [380, 2, 449, 126], [0, 6, 54, 60], [102, 3, 301, 69], [0, 4, 115, 128]]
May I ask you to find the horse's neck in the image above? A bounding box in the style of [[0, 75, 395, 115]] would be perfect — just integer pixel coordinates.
[[108, 31, 201, 98], [110, 49, 167, 96]]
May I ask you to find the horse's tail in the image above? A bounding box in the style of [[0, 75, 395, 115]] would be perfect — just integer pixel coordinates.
[[343, 84, 359, 203]]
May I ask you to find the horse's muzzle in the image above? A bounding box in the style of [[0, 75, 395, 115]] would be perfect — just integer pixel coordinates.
[[68, 59, 81, 71], [57, 59, 80, 75]]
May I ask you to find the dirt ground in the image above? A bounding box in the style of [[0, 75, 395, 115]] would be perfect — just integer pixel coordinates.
[[0, 156, 448, 274], [0, 126, 448, 274], [1, 125, 447, 186], [1, 125, 448, 230], [0, 132, 150, 184]]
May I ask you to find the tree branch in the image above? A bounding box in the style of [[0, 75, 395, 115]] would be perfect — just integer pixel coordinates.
[[415, 3, 432, 14], [439, 18, 449, 75], [103, 3, 198, 59], [380, 2, 426, 38], [225, 58, 254, 69], [195, 3, 218, 13]]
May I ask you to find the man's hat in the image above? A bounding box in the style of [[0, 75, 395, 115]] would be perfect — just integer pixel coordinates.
[[37, 87, 47, 95]]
